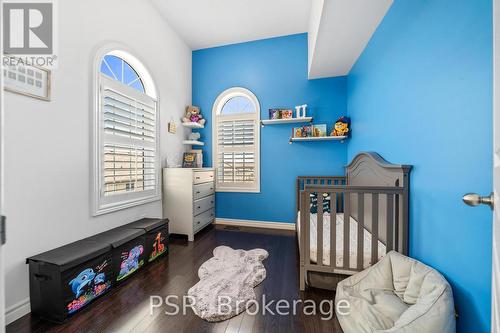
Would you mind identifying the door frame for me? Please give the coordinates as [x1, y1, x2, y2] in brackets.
[0, 0, 5, 330]
[493, 0, 499, 332]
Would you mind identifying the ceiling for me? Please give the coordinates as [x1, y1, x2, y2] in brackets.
[151, 0, 393, 78]
[151, 0, 311, 50]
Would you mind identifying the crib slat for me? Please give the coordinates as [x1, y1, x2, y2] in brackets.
[371, 194, 379, 265]
[317, 193, 324, 267]
[395, 194, 400, 253]
[299, 192, 305, 285]
[357, 193, 364, 271]
[305, 192, 311, 266]
[330, 193, 337, 268]
[343, 192, 350, 270]
[386, 194, 394, 252]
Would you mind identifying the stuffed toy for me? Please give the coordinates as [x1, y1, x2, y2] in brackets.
[183, 106, 206, 126]
[189, 132, 201, 141]
[331, 116, 351, 137]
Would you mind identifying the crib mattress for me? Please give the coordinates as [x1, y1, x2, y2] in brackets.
[297, 212, 386, 269]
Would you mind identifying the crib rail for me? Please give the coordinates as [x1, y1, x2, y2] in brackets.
[296, 176, 346, 214]
[299, 185, 408, 288]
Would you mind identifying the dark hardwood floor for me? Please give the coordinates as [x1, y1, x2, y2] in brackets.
[7, 225, 343, 333]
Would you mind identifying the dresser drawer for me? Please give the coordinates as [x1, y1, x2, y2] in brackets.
[193, 170, 214, 184]
[194, 208, 215, 232]
[194, 182, 215, 200]
[194, 195, 215, 216]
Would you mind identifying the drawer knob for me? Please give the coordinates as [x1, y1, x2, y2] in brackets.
[197, 206, 201, 209]
[196, 191, 200, 194]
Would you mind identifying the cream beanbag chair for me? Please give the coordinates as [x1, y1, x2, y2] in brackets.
[335, 251, 456, 333]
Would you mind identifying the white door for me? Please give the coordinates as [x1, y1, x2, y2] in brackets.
[466, 1, 500, 331]
[492, 1, 500, 331]
[0, 0, 5, 330]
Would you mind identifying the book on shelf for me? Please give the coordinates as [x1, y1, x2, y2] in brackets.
[191, 149, 203, 168]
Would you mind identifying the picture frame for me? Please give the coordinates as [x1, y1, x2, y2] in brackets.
[294, 125, 312, 137]
[293, 127, 302, 138]
[182, 152, 198, 168]
[312, 124, 327, 137]
[269, 109, 281, 119]
[2, 55, 52, 101]
[281, 109, 293, 119]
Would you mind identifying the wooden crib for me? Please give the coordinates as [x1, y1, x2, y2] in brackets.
[297, 152, 412, 290]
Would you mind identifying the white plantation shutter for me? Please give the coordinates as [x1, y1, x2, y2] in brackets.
[213, 88, 260, 192]
[94, 74, 160, 214]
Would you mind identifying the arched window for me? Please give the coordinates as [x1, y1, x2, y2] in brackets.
[92, 47, 160, 215]
[100, 54, 145, 93]
[212, 87, 260, 192]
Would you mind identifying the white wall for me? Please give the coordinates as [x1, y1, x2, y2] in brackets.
[308, 0, 393, 79]
[3, 0, 192, 323]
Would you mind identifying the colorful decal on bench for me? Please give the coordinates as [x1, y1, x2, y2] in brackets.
[117, 245, 144, 281]
[67, 260, 112, 314]
[149, 231, 167, 262]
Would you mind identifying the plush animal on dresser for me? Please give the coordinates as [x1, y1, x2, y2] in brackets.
[331, 116, 351, 137]
[183, 106, 206, 126]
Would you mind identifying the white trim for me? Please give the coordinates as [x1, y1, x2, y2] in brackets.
[0, 0, 4, 329]
[261, 117, 313, 126]
[212, 87, 261, 193]
[5, 298, 30, 326]
[91, 43, 161, 216]
[494, 0, 500, 331]
[215, 218, 296, 231]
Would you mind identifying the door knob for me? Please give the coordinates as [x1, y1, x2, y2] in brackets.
[463, 192, 494, 210]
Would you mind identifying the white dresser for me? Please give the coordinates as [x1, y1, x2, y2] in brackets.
[162, 168, 215, 241]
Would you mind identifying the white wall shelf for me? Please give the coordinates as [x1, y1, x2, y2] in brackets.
[182, 122, 204, 129]
[261, 117, 313, 127]
[182, 140, 205, 146]
[289, 136, 347, 144]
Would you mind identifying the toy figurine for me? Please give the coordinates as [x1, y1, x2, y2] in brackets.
[331, 116, 351, 137]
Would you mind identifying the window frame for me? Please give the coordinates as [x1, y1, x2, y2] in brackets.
[212, 87, 261, 193]
[92, 44, 161, 216]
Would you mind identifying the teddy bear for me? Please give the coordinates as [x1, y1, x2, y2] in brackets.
[183, 106, 206, 126]
[331, 116, 351, 137]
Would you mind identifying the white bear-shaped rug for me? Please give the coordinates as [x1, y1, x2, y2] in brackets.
[188, 245, 269, 322]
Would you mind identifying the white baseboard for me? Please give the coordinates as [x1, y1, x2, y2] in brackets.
[215, 218, 296, 231]
[5, 298, 30, 325]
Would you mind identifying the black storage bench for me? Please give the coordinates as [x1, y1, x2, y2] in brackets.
[27, 239, 114, 322]
[122, 218, 169, 264]
[27, 218, 167, 323]
[87, 228, 146, 284]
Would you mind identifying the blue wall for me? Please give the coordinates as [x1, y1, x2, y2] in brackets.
[346, 1, 492, 332]
[193, 34, 347, 223]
